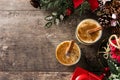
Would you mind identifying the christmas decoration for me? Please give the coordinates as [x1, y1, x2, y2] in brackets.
[107, 59, 120, 80]
[96, 0, 120, 28]
[102, 34, 120, 64]
[30, 0, 120, 29]
[30, 1, 120, 80]
[30, 0, 120, 31]
[30, 0, 99, 27]
[99, 34, 120, 80]
[71, 67, 109, 80]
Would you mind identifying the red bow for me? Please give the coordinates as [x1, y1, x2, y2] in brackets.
[66, 0, 99, 16]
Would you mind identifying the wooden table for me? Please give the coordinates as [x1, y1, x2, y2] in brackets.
[0, 0, 111, 79]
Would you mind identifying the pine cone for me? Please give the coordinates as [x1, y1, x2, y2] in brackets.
[98, 14, 111, 27]
[97, 0, 120, 28]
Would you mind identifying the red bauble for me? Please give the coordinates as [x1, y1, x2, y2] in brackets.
[75, 74, 89, 80]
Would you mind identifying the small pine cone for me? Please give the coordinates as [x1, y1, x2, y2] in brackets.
[30, 0, 40, 8]
[98, 14, 111, 28]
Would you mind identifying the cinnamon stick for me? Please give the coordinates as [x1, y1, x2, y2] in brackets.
[65, 40, 74, 57]
[87, 27, 102, 34]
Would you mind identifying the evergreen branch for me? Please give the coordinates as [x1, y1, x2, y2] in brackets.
[76, 1, 90, 16]
[31, 0, 90, 27]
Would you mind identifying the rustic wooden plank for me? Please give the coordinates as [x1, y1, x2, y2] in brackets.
[0, 9, 107, 72]
[0, 11, 91, 71]
[0, 0, 37, 10]
[0, 72, 72, 80]
[0, 0, 107, 72]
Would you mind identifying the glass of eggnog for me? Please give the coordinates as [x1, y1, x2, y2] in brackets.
[55, 41, 81, 66]
[76, 19, 102, 45]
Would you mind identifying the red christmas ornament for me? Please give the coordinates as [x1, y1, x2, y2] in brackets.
[75, 74, 89, 80]
[87, 0, 99, 11]
[71, 67, 110, 80]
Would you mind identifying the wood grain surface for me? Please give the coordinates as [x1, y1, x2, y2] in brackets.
[0, 0, 111, 79]
[0, 0, 36, 10]
[0, 72, 72, 80]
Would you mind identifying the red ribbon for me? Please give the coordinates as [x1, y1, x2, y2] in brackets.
[66, 0, 99, 16]
[73, 0, 84, 8]
[87, 0, 99, 11]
